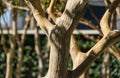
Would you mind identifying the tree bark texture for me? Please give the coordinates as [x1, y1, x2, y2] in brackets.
[102, 52, 110, 78]
[70, 35, 89, 78]
[16, 14, 30, 78]
[5, 7, 17, 78]
[34, 27, 44, 77]
[24, 0, 120, 78]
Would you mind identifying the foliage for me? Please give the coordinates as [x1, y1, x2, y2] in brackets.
[0, 36, 120, 78]
[110, 55, 120, 77]
[41, 0, 66, 12]
[0, 41, 6, 78]
[76, 35, 95, 52]
[0, 0, 120, 78]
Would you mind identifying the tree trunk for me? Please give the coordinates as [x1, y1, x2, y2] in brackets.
[24, 0, 120, 78]
[5, 7, 17, 78]
[16, 46, 23, 78]
[46, 27, 70, 78]
[6, 52, 13, 78]
[102, 52, 110, 78]
[16, 14, 30, 78]
[34, 27, 43, 77]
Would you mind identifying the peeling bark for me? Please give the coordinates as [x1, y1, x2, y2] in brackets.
[24, 0, 120, 78]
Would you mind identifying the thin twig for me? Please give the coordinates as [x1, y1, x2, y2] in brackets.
[3, 0, 29, 11]
[0, 24, 8, 54]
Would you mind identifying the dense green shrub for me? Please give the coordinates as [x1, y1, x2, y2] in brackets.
[0, 35, 120, 78]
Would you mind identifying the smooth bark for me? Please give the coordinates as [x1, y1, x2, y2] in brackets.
[24, 0, 120, 78]
[16, 14, 30, 78]
[34, 27, 43, 77]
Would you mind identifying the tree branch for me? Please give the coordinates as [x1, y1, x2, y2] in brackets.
[79, 18, 102, 35]
[76, 29, 99, 42]
[16, 13, 31, 78]
[100, 0, 120, 36]
[47, 0, 57, 22]
[69, 1, 120, 77]
[0, 24, 8, 54]
[24, 0, 54, 36]
[69, 31, 120, 78]
[34, 26, 43, 77]
[21, 14, 30, 44]
[70, 35, 87, 68]
[70, 35, 83, 61]
[110, 0, 120, 16]
[2, 0, 29, 11]
[56, 0, 88, 34]
[88, 5, 100, 24]
[109, 46, 120, 60]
